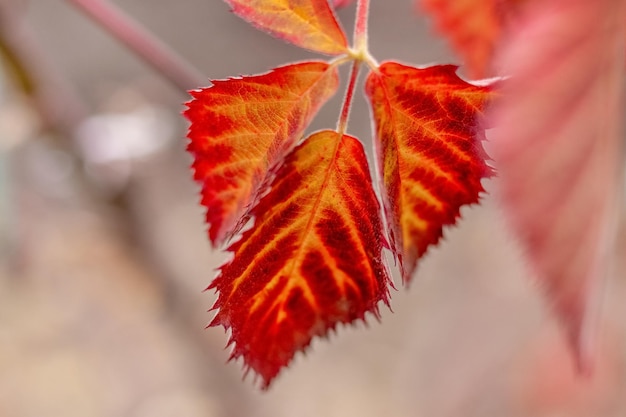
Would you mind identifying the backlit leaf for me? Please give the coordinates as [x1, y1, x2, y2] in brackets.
[209, 130, 391, 388]
[225, 0, 349, 55]
[365, 62, 493, 281]
[185, 62, 339, 245]
[487, 0, 625, 368]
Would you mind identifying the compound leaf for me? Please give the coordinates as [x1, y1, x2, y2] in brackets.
[365, 62, 493, 282]
[225, 0, 349, 55]
[185, 62, 339, 245]
[209, 130, 391, 388]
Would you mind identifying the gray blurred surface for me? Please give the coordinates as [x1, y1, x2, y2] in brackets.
[1, 1, 625, 416]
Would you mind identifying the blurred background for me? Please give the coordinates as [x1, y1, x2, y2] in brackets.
[1, 1, 625, 416]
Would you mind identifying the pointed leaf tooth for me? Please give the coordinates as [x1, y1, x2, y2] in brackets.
[185, 62, 339, 246]
[224, 0, 348, 55]
[365, 62, 494, 282]
[209, 130, 391, 388]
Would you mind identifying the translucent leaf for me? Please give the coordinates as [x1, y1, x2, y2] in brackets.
[185, 62, 339, 245]
[225, 0, 349, 55]
[209, 130, 391, 388]
[365, 62, 493, 281]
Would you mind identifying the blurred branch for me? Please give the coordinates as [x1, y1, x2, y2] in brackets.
[0, 0, 88, 136]
[0, 30, 35, 95]
[66, 0, 207, 92]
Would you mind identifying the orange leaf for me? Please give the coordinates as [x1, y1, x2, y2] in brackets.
[419, 0, 509, 78]
[365, 62, 493, 281]
[209, 130, 391, 388]
[487, 0, 625, 368]
[225, 0, 348, 55]
[185, 62, 339, 245]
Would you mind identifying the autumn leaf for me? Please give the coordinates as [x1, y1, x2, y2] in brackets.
[209, 130, 391, 388]
[365, 62, 493, 281]
[185, 62, 339, 245]
[225, 0, 349, 55]
[487, 0, 625, 368]
[419, 0, 516, 78]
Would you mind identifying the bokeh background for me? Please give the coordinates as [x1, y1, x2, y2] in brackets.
[1, 1, 625, 416]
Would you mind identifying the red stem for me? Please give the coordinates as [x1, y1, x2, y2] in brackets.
[66, 0, 206, 92]
[337, 0, 370, 134]
[337, 60, 361, 135]
[354, 0, 369, 50]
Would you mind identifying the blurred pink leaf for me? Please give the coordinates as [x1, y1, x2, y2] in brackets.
[418, 0, 503, 79]
[488, 0, 625, 369]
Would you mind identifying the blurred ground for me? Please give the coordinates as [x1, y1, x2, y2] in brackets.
[1, 1, 625, 416]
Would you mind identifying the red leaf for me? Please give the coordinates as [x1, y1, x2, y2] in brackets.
[365, 62, 493, 281]
[209, 130, 391, 388]
[185, 62, 339, 245]
[225, 0, 349, 55]
[487, 0, 625, 368]
[419, 0, 519, 78]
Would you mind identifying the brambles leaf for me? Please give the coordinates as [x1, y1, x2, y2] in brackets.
[185, 62, 339, 245]
[224, 0, 349, 55]
[209, 130, 391, 388]
[487, 0, 625, 368]
[419, 0, 510, 78]
[365, 62, 493, 281]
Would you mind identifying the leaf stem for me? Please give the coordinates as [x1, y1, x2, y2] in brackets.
[337, 59, 361, 135]
[65, 0, 206, 92]
[337, 0, 370, 135]
[354, 0, 369, 53]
